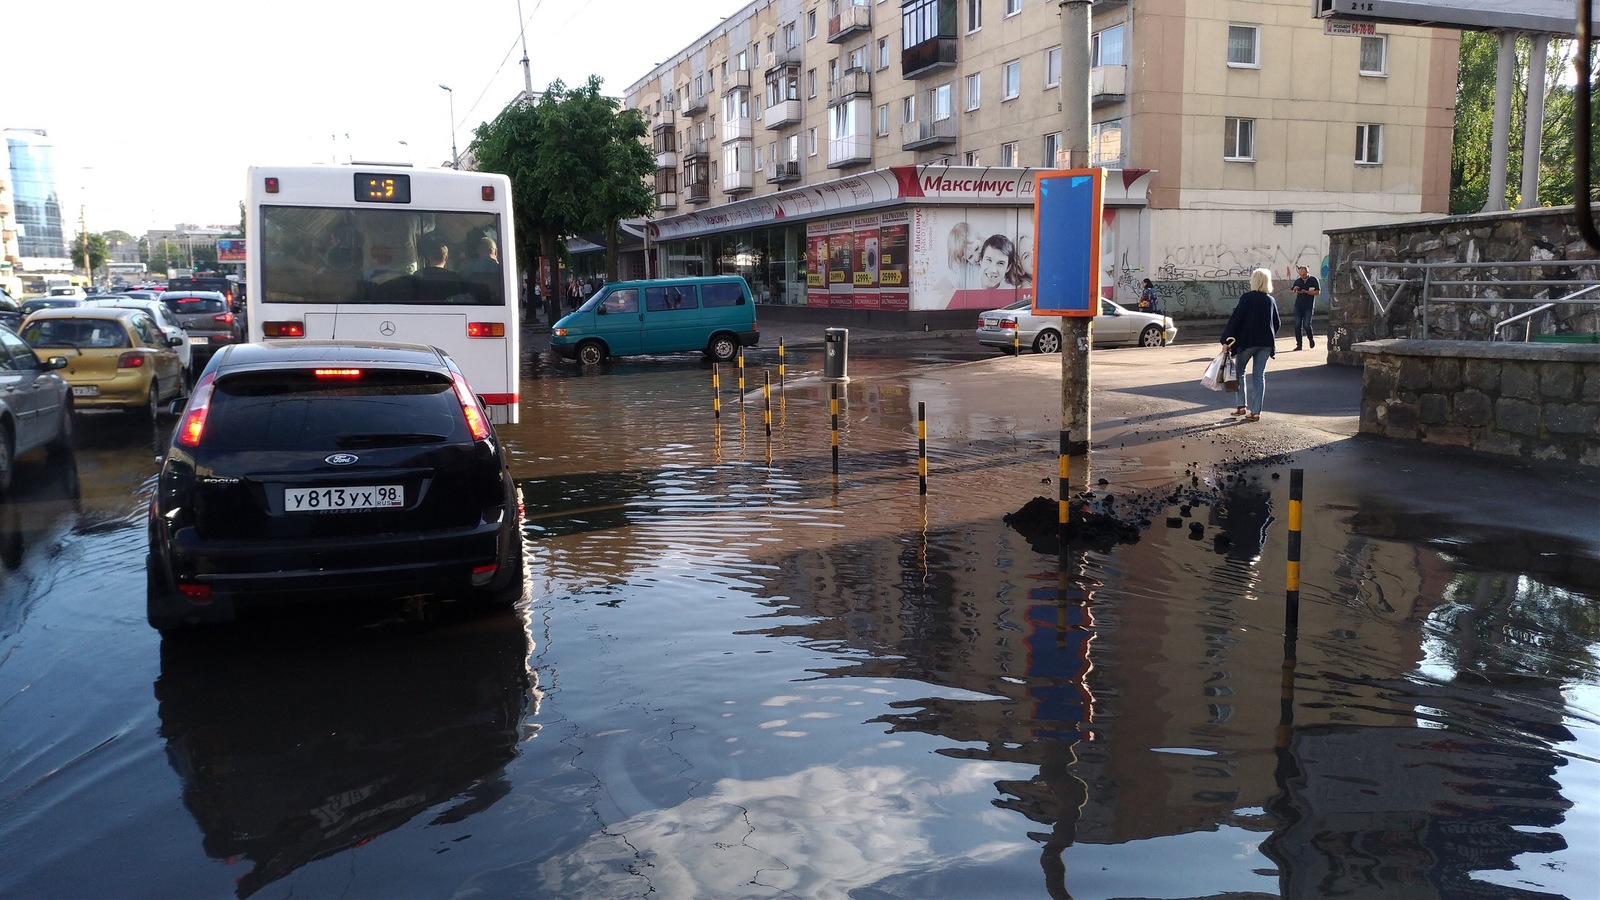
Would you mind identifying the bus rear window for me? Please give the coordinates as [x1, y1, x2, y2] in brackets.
[259, 206, 506, 307]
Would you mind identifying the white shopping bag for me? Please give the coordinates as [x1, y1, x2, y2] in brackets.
[1200, 348, 1230, 391]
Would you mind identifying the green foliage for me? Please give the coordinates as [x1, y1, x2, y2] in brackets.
[71, 233, 109, 272]
[144, 240, 186, 272]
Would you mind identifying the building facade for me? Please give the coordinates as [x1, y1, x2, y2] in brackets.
[3, 128, 70, 268]
[622, 0, 1458, 318]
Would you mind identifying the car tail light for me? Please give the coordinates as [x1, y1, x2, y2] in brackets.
[213, 311, 235, 325]
[467, 322, 505, 337]
[314, 368, 362, 378]
[178, 583, 212, 603]
[450, 371, 490, 440]
[263, 321, 304, 337]
[117, 352, 146, 368]
[176, 371, 217, 448]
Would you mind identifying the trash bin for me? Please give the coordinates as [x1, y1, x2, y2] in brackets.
[823, 327, 849, 381]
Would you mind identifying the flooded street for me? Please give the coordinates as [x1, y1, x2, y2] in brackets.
[3, 339, 1599, 898]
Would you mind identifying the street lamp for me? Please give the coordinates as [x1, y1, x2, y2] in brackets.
[439, 84, 458, 169]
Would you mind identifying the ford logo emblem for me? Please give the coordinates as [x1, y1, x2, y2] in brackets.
[325, 453, 360, 466]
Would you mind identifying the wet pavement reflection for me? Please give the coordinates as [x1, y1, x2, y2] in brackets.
[1, 346, 1597, 898]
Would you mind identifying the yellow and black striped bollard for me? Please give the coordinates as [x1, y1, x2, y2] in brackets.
[917, 401, 928, 496]
[830, 383, 840, 477]
[737, 348, 746, 415]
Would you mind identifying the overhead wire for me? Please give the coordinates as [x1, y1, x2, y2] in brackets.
[459, 0, 546, 132]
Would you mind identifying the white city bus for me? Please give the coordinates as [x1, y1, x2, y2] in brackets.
[244, 164, 520, 423]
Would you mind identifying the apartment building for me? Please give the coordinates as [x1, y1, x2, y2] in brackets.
[623, 0, 1458, 317]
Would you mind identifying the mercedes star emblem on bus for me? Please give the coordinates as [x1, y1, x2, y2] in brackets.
[379, 321, 396, 336]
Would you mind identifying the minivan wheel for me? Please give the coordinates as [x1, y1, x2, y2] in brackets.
[1138, 324, 1164, 347]
[708, 333, 739, 363]
[577, 341, 607, 365]
[1034, 330, 1063, 354]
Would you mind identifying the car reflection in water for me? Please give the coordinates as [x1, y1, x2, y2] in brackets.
[154, 611, 537, 898]
[0, 453, 81, 612]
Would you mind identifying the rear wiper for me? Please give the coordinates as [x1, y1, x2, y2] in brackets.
[334, 432, 449, 448]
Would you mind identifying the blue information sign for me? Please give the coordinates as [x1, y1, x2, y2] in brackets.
[1031, 169, 1104, 317]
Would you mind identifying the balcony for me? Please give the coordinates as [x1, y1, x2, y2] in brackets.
[723, 168, 754, 194]
[722, 116, 753, 143]
[827, 4, 871, 43]
[763, 97, 802, 130]
[764, 46, 802, 76]
[652, 110, 676, 132]
[685, 139, 711, 162]
[902, 36, 957, 79]
[901, 116, 957, 150]
[656, 191, 678, 211]
[656, 149, 678, 170]
[1091, 65, 1127, 106]
[827, 69, 872, 107]
[828, 133, 871, 169]
[722, 69, 752, 94]
[685, 93, 709, 115]
[686, 182, 711, 204]
[766, 159, 802, 183]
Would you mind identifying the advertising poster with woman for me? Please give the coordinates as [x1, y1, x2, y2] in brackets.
[806, 222, 831, 307]
[909, 207, 1035, 311]
[878, 210, 910, 310]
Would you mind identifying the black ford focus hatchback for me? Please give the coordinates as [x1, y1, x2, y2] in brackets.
[147, 341, 525, 630]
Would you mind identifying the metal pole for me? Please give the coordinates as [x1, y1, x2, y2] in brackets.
[515, 0, 535, 100]
[917, 401, 927, 495]
[830, 383, 840, 477]
[738, 348, 746, 415]
[764, 371, 773, 462]
[1285, 468, 1304, 638]
[778, 337, 786, 399]
[1059, 0, 1093, 457]
[439, 84, 459, 168]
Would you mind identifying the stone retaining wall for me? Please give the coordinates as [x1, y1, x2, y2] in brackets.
[1354, 339, 1600, 466]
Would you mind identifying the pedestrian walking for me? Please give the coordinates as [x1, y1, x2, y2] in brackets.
[1137, 278, 1160, 313]
[1220, 267, 1281, 422]
[1290, 264, 1319, 350]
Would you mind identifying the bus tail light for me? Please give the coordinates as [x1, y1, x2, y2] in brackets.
[481, 186, 495, 201]
[263, 321, 305, 338]
[176, 372, 217, 448]
[264, 176, 280, 194]
[467, 322, 505, 338]
[117, 352, 146, 368]
[450, 371, 491, 440]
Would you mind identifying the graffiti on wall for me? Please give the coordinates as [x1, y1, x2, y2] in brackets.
[1156, 242, 1320, 280]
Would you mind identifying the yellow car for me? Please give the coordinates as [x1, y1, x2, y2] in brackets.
[19, 307, 186, 419]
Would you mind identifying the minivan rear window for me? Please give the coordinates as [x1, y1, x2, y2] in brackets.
[701, 283, 745, 307]
[645, 286, 698, 311]
[202, 369, 468, 451]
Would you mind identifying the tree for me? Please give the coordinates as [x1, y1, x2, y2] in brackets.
[145, 239, 187, 273]
[470, 75, 657, 320]
[71, 232, 109, 274]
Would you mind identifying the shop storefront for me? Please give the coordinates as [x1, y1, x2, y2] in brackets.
[648, 165, 1153, 318]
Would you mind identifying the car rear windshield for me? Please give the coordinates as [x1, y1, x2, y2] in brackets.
[22, 318, 131, 349]
[167, 297, 227, 314]
[202, 369, 469, 451]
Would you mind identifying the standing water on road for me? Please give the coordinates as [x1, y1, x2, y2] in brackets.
[2, 346, 1597, 898]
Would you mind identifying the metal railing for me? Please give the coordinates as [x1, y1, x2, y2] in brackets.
[1350, 259, 1600, 340]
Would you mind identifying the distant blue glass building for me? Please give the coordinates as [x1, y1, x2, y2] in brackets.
[4, 129, 68, 261]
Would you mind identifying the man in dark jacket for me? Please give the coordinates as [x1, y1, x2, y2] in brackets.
[1290, 265, 1319, 350]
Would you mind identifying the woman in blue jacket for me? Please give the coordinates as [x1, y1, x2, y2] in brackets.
[1220, 268, 1281, 422]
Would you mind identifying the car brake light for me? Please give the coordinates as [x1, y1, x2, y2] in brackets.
[450, 371, 490, 440]
[178, 583, 212, 602]
[466, 322, 505, 338]
[213, 311, 235, 324]
[263, 321, 304, 337]
[117, 352, 146, 368]
[176, 372, 217, 448]
[314, 368, 362, 378]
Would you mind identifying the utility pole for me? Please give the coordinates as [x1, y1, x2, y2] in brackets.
[79, 205, 92, 286]
[1059, 0, 1093, 458]
[516, 0, 535, 100]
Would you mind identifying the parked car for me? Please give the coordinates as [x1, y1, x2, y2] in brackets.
[0, 287, 23, 334]
[19, 297, 80, 318]
[549, 276, 759, 364]
[976, 298, 1178, 354]
[0, 326, 74, 493]
[82, 297, 195, 375]
[160, 291, 241, 364]
[145, 340, 526, 630]
[18, 307, 186, 420]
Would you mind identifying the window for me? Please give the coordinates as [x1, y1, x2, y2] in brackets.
[1045, 46, 1060, 87]
[964, 150, 980, 165]
[830, 0, 840, 16]
[902, 0, 958, 51]
[722, 61, 730, 81]
[808, 127, 819, 155]
[1356, 123, 1383, 164]
[808, 68, 818, 97]
[830, 102, 859, 141]
[829, 59, 839, 81]
[768, 34, 775, 52]
[967, 0, 982, 32]
[849, 46, 865, 71]
[1359, 35, 1387, 75]
[1090, 118, 1123, 166]
[646, 286, 700, 311]
[788, 135, 800, 159]
[785, 23, 797, 49]
[703, 282, 746, 307]
[738, 51, 748, 71]
[1224, 116, 1254, 160]
[1005, 0, 1020, 15]
[1091, 24, 1124, 67]
[807, 10, 817, 38]
[902, 95, 916, 122]
[932, 82, 953, 121]
[1227, 25, 1259, 67]
[1043, 131, 1062, 166]
[1002, 60, 1020, 99]
[1000, 141, 1017, 166]
[879, 37, 890, 69]
[755, 144, 765, 170]
[965, 72, 982, 110]
[877, 103, 890, 135]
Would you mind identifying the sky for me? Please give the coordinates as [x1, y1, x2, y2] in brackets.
[5, 0, 737, 236]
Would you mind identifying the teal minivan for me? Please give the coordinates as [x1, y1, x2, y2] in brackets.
[549, 276, 759, 365]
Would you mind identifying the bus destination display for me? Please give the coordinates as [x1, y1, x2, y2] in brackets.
[355, 173, 411, 204]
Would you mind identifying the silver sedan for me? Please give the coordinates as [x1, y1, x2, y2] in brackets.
[976, 299, 1177, 353]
